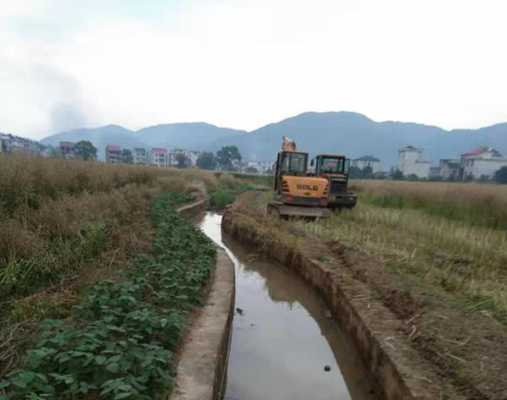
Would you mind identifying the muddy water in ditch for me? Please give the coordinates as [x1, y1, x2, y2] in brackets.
[199, 212, 377, 400]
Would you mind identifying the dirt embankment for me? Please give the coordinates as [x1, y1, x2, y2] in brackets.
[222, 192, 507, 400]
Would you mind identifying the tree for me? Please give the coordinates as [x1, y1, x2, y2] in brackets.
[74, 140, 97, 161]
[495, 166, 507, 184]
[391, 168, 404, 180]
[362, 166, 373, 179]
[216, 146, 242, 171]
[196, 152, 217, 170]
[245, 166, 259, 174]
[49, 146, 64, 159]
[349, 166, 362, 179]
[122, 149, 133, 164]
[175, 153, 190, 169]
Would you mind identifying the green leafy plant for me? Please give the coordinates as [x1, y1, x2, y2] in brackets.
[0, 193, 215, 400]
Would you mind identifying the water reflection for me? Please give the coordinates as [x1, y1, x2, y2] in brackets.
[199, 213, 376, 400]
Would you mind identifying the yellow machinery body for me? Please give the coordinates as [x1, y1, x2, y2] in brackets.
[268, 150, 331, 219]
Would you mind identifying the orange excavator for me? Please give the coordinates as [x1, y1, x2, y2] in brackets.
[267, 137, 331, 219]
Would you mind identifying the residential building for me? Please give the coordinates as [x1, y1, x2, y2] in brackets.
[258, 161, 274, 174]
[133, 148, 148, 165]
[150, 148, 168, 167]
[439, 159, 460, 180]
[186, 150, 200, 167]
[39, 145, 51, 158]
[461, 146, 507, 180]
[0, 134, 6, 153]
[105, 144, 122, 164]
[242, 160, 275, 174]
[59, 141, 76, 159]
[429, 166, 441, 179]
[352, 155, 383, 174]
[398, 146, 431, 178]
[0, 132, 43, 155]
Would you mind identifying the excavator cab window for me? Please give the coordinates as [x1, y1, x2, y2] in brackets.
[318, 156, 346, 174]
[344, 159, 350, 173]
[280, 152, 307, 176]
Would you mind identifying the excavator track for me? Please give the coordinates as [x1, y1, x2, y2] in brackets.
[267, 201, 331, 219]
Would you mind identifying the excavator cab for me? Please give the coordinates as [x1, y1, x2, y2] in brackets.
[311, 154, 357, 210]
[274, 151, 308, 190]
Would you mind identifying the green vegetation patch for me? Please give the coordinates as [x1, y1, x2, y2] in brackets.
[0, 192, 215, 400]
[209, 173, 271, 209]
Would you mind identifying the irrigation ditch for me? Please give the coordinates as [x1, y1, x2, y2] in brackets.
[217, 195, 468, 400]
[173, 196, 379, 400]
[169, 188, 492, 400]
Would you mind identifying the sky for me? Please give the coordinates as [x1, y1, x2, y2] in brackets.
[1, 0, 506, 139]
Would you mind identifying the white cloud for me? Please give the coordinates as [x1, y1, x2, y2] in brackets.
[1, 0, 506, 138]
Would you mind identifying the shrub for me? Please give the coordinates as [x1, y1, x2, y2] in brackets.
[209, 190, 236, 209]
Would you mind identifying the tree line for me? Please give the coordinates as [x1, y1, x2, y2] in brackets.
[196, 146, 242, 171]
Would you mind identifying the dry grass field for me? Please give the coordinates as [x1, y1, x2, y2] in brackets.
[350, 179, 507, 229]
[0, 154, 224, 378]
[304, 179, 507, 324]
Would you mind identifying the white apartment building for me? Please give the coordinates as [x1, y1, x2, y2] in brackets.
[461, 147, 507, 180]
[150, 148, 168, 167]
[133, 148, 148, 165]
[352, 155, 383, 174]
[398, 146, 431, 178]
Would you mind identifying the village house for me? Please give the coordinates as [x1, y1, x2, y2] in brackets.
[150, 148, 168, 167]
[461, 146, 507, 180]
[439, 159, 460, 180]
[105, 144, 122, 164]
[133, 148, 148, 165]
[59, 141, 76, 159]
[352, 155, 383, 174]
[398, 146, 431, 178]
[0, 132, 44, 156]
[0, 133, 7, 153]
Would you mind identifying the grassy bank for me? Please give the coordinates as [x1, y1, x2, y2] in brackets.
[351, 179, 507, 230]
[0, 192, 215, 399]
[230, 190, 507, 398]
[209, 173, 270, 209]
[0, 155, 223, 383]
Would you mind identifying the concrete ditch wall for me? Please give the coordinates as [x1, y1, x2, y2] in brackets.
[222, 208, 457, 400]
[169, 200, 235, 400]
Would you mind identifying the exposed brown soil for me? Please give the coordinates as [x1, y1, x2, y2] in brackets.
[225, 192, 507, 400]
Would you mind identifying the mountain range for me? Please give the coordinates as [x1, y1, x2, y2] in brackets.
[40, 112, 507, 167]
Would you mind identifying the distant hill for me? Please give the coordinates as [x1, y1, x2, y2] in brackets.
[137, 122, 245, 151]
[213, 112, 507, 166]
[41, 123, 245, 160]
[41, 112, 507, 166]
